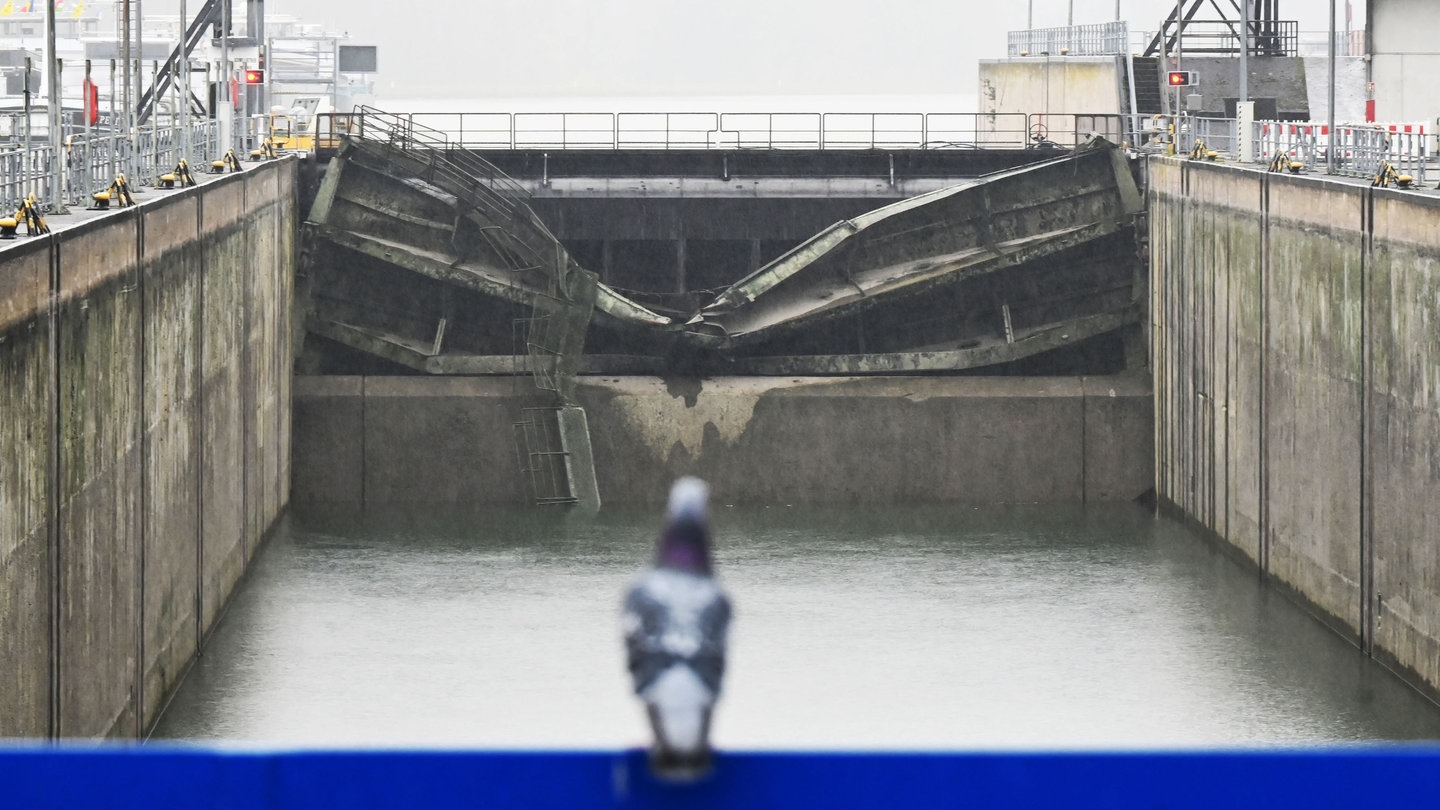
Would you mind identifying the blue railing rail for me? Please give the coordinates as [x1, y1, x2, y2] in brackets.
[320, 110, 1128, 152]
[6, 746, 1440, 809]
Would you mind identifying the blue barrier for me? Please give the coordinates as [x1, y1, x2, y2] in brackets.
[4, 746, 1440, 808]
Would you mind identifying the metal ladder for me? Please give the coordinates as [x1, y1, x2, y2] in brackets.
[512, 406, 579, 506]
[510, 310, 581, 506]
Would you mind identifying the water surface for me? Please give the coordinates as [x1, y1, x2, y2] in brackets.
[152, 503, 1440, 749]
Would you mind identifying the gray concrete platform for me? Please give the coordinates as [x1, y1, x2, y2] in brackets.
[0, 155, 298, 252]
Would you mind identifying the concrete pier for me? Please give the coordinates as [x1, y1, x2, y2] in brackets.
[1151, 157, 1440, 699]
[0, 159, 297, 737]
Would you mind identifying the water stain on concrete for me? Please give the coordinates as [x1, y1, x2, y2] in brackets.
[662, 376, 703, 408]
[601, 377, 800, 462]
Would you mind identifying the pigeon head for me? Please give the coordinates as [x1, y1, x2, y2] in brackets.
[656, 476, 713, 575]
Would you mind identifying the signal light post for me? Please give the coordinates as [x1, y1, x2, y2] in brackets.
[243, 67, 265, 147]
[1165, 71, 1196, 155]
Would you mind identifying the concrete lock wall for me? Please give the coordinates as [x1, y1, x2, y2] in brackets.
[0, 160, 295, 738]
[1151, 156, 1440, 699]
[291, 374, 1153, 506]
[978, 56, 1126, 120]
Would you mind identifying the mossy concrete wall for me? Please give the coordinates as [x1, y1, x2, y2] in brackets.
[292, 374, 1153, 506]
[0, 159, 295, 738]
[1151, 156, 1440, 698]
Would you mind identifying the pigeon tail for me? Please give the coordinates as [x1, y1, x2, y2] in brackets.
[643, 665, 715, 749]
[644, 665, 716, 780]
[648, 741, 714, 782]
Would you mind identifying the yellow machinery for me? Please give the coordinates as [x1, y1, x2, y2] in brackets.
[264, 97, 352, 153]
[267, 108, 316, 152]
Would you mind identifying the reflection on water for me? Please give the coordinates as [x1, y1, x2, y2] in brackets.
[151, 502, 1440, 749]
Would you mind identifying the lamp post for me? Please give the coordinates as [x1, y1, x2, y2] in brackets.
[1327, 0, 1336, 173]
[122, 0, 131, 180]
[180, 0, 189, 167]
[1173, 0, 1183, 116]
[220, 0, 231, 154]
[46, 0, 67, 212]
[1239, 1, 1248, 105]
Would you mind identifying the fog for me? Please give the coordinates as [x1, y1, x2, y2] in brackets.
[156, 0, 1368, 100]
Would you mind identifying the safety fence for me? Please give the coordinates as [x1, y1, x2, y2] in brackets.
[1129, 112, 1432, 186]
[1252, 121, 1429, 184]
[323, 111, 1130, 152]
[1007, 21, 1130, 57]
[349, 105, 533, 212]
[0, 117, 223, 213]
[329, 109, 1436, 188]
[6, 108, 1429, 215]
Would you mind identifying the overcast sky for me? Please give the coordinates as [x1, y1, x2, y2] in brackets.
[247, 0, 1363, 99]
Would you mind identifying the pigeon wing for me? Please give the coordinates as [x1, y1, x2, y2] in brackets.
[689, 589, 731, 695]
[623, 580, 671, 693]
[622, 577, 732, 695]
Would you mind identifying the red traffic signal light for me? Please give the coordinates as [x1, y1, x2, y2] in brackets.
[1166, 70, 1195, 87]
[244, 68, 264, 84]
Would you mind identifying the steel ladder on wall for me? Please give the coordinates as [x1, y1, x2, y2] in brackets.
[510, 313, 580, 506]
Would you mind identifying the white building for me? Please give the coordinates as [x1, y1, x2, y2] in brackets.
[1367, 0, 1440, 122]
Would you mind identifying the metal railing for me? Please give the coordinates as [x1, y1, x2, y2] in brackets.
[1139, 111, 1431, 186]
[1144, 19, 1298, 57]
[1007, 22, 1130, 56]
[349, 105, 534, 215]
[0, 117, 222, 213]
[13, 107, 1413, 209]
[1253, 121, 1429, 183]
[1184, 117, 1238, 158]
[320, 110, 1130, 152]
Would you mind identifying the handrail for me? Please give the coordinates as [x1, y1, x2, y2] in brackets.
[350, 104, 532, 214]
[1008, 21, 1130, 57]
[136, 0, 222, 124]
[1144, 19, 1299, 58]
[4, 106, 1416, 219]
[346, 105, 586, 295]
[323, 110, 1128, 152]
[0, 117, 221, 212]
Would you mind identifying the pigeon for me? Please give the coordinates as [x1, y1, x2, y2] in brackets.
[621, 476, 732, 777]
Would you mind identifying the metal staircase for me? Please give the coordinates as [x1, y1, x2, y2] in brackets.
[137, 0, 222, 124]
[303, 107, 603, 508]
[1130, 57, 1164, 116]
